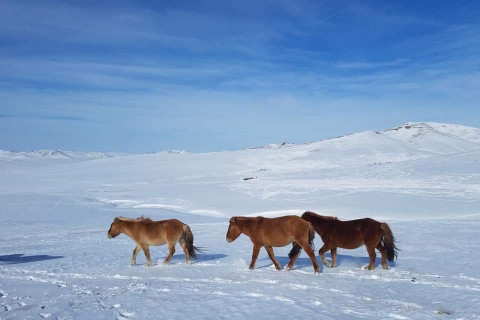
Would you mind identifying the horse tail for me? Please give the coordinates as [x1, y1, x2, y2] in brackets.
[308, 222, 315, 250]
[182, 224, 205, 260]
[289, 222, 315, 259]
[288, 243, 302, 259]
[381, 223, 398, 262]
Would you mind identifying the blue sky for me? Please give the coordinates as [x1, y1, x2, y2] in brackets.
[1, 0, 479, 152]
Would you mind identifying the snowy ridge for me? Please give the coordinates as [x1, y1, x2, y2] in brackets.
[387, 122, 480, 144]
[384, 122, 480, 154]
[2, 122, 479, 162]
[0, 149, 128, 162]
[1, 122, 479, 219]
[249, 122, 480, 162]
[21, 150, 121, 159]
[250, 142, 296, 149]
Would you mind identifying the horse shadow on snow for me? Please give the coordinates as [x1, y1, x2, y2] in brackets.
[131, 253, 228, 266]
[0, 254, 63, 265]
[257, 252, 396, 270]
[169, 253, 228, 264]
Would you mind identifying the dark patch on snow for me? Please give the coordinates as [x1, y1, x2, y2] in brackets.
[0, 254, 63, 265]
[436, 309, 452, 315]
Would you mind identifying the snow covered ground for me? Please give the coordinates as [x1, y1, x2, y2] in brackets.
[1, 122, 479, 319]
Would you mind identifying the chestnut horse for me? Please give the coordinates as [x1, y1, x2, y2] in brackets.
[226, 216, 320, 273]
[108, 216, 202, 267]
[301, 211, 398, 270]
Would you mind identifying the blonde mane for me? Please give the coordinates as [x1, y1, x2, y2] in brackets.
[115, 216, 152, 222]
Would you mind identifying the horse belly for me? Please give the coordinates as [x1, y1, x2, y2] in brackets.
[142, 233, 167, 246]
[339, 242, 363, 250]
[266, 236, 293, 247]
[334, 232, 364, 249]
[149, 239, 167, 246]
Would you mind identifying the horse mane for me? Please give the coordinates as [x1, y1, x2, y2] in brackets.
[115, 216, 153, 222]
[231, 216, 260, 229]
[303, 211, 338, 221]
[233, 216, 262, 222]
[323, 215, 339, 220]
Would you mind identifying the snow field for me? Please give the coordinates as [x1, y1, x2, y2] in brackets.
[1, 122, 480, 319]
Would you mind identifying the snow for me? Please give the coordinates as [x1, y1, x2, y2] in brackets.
[1, 122, 480, 319]
[384, 122, 480, 154]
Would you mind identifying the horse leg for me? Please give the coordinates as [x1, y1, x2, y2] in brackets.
[164, 242, 176, 264]
[181, 241, 191, 264]
[141, 244, 152, 267]
[319, 244, 331, 267]
[249, 244, 261, 270]
[265, 246, 281, 270]
[365, 246, 376, 270]
[299, 240, 320, 273]
[286, 242, 301, 270]
[131, 244, 141, 266]
[376, 244, 388, 269]
[331, 248, 337, 268]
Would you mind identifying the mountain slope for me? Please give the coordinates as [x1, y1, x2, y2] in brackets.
[1, 122, 479, 220]
[383, 122, 480, 154]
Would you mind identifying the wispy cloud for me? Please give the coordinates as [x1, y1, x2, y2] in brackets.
[0, 111, 87, 122]
[335, 59, 409, 70]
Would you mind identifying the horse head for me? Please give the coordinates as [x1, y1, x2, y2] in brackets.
[226, 217, 241, 242]
[107, 218, 122, 239]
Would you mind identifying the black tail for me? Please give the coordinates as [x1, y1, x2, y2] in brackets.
[288, 243, 302, 259]
[288, 223, 315, 259]
[182, 225, 205, 260]
[381, 223, 398, 262]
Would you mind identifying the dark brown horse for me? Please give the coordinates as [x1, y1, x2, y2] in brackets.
[108, 216, 202, 267]
[301, 211, 398, 270]
[226, 215, 320, 273]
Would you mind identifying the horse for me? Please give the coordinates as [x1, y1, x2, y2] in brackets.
[301, 211, 398, 270]
[107, 216, 202, 267]
[226, 215, 320, 273]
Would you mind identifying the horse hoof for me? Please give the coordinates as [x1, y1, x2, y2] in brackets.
[364, 266, 373, 270]
[382, 265, 389, 270]
[248, 266, 255, 270]
[314, 269, 321, 274]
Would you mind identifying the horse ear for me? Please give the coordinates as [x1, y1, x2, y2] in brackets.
[230, 217, 236, 224]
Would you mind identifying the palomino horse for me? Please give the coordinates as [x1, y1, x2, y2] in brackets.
[226, 215, 320, 273]
[107, 216, 202, 267]
[301, 211, 398, 270]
